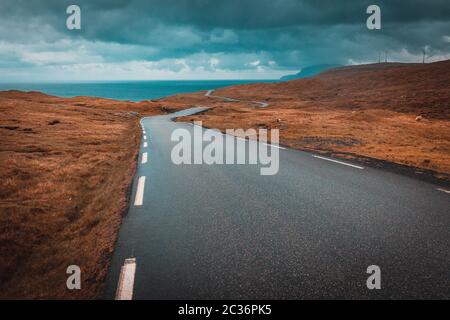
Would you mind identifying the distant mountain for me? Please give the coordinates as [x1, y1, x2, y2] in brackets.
[280, 64, 342, 81]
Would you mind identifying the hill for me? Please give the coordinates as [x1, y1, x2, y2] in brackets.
[279, 64, 341, 81]
[166, 60, 450, 181]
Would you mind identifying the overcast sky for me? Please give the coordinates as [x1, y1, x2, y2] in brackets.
[0, 0, 449, 81]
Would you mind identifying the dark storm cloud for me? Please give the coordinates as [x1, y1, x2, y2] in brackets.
[4, 0, 449, 28]
[0, 0, 449, 79]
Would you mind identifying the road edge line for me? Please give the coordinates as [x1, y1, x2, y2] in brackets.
[437, 188, 450, 194]
[312, 155, 364, 170]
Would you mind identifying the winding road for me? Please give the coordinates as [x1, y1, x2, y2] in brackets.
[104, 95, 450, 300]
[205, 89, 269, 107]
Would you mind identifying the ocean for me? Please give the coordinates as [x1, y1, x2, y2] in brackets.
[0, 80, 274, 101]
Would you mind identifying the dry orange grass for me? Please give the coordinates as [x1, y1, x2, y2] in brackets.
[1, 60, 449, 298]
[170, 61, 450, 179]
[0, 91, 163, 299]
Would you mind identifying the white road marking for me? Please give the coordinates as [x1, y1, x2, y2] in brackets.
[115, 258, 136, 300]
[262, 142, 285, 150]
[437, 188, 450, 194]
[142, 152, 148, 164]
[143, 142, 148, 148]
[312, 155, 364, 170]
[143, 135, 147, 140]
[191, 125, 285, 150]
[234, 136, 285, 150]
[134, 176, 146, 206]
[199, 132, 286, 151]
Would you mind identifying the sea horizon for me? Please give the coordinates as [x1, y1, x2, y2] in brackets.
[0, 79, 277, 102]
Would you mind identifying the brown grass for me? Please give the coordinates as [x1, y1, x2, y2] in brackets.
[0, 91, 163, 299]
[168, 60, 450, 179]
[1, 60, 449, 299]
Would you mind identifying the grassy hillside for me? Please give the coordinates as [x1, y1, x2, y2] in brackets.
[168, 60, 450, 181]
[0, 91, 163, 298]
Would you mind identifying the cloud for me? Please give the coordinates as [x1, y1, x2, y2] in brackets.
[0, 0, 449, 80]
[209, 29, 239, 44]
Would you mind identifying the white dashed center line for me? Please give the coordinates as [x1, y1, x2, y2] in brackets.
[134, 176, 146, 206]
[143, 142, 148, 148]
[143, 135, 147, 140]
[312, 155, 364, 170]
[115, 257, 136, 300]
[142, 152, 148, 164]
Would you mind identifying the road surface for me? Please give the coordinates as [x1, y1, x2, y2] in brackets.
[205, 89, 269, 107]
[104, 107, 450, 299]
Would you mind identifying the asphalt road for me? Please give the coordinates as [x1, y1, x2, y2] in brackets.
[205, 89, 269, 107]
[104, 107, 450, 299]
